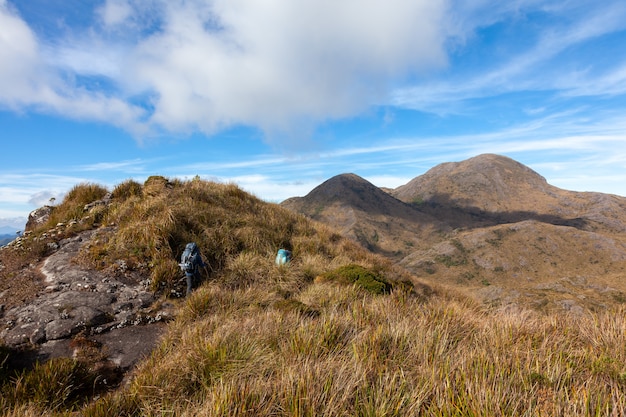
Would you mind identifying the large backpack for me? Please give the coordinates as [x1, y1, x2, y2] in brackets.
[275, 248, 292, 266]
[180, 242, 199, 273]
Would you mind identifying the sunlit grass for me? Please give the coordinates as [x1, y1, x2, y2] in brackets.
[3, 176, 626, 416]
[92, 288, 625, 417]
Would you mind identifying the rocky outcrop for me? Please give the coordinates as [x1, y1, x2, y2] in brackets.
[83, 192, 112, 212]
[1, 229, 174, 369]
[25, 205, 53, 232]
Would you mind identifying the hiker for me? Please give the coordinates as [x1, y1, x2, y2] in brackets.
[179, 242, 206, 296]
[275, 248, 292, 266]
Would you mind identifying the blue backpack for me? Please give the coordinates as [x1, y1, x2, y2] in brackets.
[180, 242, 199, 273]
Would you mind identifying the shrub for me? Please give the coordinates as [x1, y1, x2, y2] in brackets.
[320, 264, 392, 295]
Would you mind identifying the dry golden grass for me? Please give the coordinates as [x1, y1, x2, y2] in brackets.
[73, 283, 626, 417]
[3, 176, 626, 416]
[44, 182, 110, 230]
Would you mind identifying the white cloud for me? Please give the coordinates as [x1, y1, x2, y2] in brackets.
[0, 173, 90, 218]
[0, 216, 27, 230]
[1, 0, 450, 143]
[76, 158, 149, 173]
[126, 0, 450, 139]
[27, 190, 59, 207]
[203, 173, 320, 202]
[365, 175, 414, 190]
[558, 62, 626, 97]
[0, 0, 43, 107]
[3, 0, 626, 145]
[0, 1, 146, 131]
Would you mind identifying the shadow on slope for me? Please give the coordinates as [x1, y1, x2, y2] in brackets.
[411, 195, 590, 231]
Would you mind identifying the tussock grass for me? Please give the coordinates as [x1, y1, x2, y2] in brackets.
[4, 176, 626, 416]
[17, 177, 389, 294]
[0, 357, 97, 413]
[95, 178, 348, 291]
[79, 288, 626, 417]
[45, 182, 109, 229]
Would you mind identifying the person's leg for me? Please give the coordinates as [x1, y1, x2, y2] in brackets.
[186, 273, 193, 296]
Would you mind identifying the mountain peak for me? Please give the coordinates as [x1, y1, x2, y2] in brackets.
[393, 153, 552, 213]
[283, 173, 391, 212]
[281, 172, 447, 257]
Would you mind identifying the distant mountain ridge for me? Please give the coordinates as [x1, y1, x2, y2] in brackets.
[0, 226, 21, 235]
[281, 153, 626, 312]
[1, 226, 23, 246]
[0, 234, 14, 246]
[282, 173, 448, 256]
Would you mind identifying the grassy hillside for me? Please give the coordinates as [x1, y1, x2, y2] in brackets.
[2, 177, 626, 416]
[72, 285, 624, 417]
[399, 220, 626, 313]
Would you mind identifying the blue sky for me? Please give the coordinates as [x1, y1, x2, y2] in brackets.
[2, 0, 626, 230]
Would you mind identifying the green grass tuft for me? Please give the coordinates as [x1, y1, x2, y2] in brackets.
[320, 264, 393, 294]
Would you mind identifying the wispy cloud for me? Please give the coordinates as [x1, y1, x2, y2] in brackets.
[4, 0, 625, 147]
[1, 109, 625, 220]
[75, 158, 151, 173]
[0, 173, 88, 219]
[392, 1, 626, 112]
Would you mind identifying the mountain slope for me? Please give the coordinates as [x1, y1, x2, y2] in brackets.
[282, 173, 448, 257]
[283, 155, 626, 313]
[394, 155, 626, 310]
[1, 177, 421, 413]
[400, 220, 626, 311]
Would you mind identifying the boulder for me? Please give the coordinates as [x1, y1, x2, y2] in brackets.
[25, 205, 53, 232]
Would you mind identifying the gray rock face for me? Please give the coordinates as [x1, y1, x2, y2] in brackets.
[1, 230, 173, 369]
[25, 205, 53, 232]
